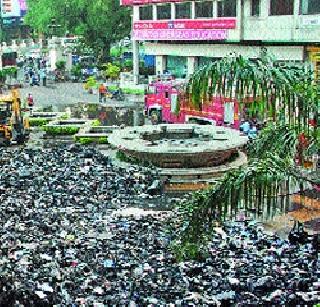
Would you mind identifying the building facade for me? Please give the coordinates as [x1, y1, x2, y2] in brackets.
[121, 0, 320, 82]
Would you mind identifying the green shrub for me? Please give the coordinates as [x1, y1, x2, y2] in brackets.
[86, 76, 97, 89]
[107, 85, 119, 92]
[29, 118, 50, 127]
[91, 119, 101, 127]
[43, 125, 80, 135]
[56, 60, 66, 70]
[87, 103, 98, 113]
[97, 136, 108, 144]
[58, 114, 70, 120]
[106, 87, 144, 95]
[78, 137, 94, 145]
[74, 136, 108, 144]
[110, 46, 121, 57]
[105, 63, 121, 80]
[122, 88, 144, 95]
[71, 64, 82, 77]
[122, 59, 133, 69]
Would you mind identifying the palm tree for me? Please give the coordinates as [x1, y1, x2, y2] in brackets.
[170, 55, 319, 261]
[185, 55, 317, 136]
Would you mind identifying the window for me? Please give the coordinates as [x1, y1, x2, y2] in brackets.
[251, 0, 260, 16]
[217, 0, 237, 17]
[198, 57, 216, 68]
[300, 0, 320, 15]
[175, 2, 191, 19]
[167, 56, 187, 78]
[195, 1, 213, 18]
[139, 6, 153, 20]
[157, 4, 171, 20]
[270, 0, 294, 15]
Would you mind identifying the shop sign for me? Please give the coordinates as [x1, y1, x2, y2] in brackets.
[133, 29, 227, 40]
[122, 0, 183, 5]
[134, 19, 236, 30]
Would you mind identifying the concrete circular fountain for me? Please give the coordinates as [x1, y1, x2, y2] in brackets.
[109, 124, 247, 168]
[109, 124, 248, 189]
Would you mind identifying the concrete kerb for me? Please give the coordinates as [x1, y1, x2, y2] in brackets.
[29, 112, 67, 119]
[158, 150, 248, 182]
[45, 118, 91, 127]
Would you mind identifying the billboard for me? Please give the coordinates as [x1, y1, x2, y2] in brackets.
[1, 0, 26, 17]
[121, 0, 183, 5]
[134, 19, 236, 30]
[133, 29, 228, 40]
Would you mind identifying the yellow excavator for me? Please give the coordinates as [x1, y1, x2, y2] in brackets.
[0, 89, 29, 146]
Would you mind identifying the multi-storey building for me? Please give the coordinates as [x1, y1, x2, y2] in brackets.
[121, 0, 320, 82]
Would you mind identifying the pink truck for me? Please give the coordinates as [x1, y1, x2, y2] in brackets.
[144, 78, 240, 129]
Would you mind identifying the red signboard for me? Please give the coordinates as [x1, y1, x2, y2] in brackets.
[121, 0, 183, 5]
[134, 19, 236, 30]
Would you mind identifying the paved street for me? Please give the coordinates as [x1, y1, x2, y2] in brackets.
[20, 82, 99, 111]
[18, 82, 144, 112]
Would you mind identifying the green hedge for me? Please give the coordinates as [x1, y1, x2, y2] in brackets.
[122, 88, 144, 95]
[78, 137, 94, 145]
[106, 86, 144, 95]
[91, 119, 101, 127]
[58, 114, 70, 120]
[107, 85, 119, 91]
[97, 136, 108, 144]
[29, 118, 50, 127]
[74, 136, 108, 145]
[43, 125, 80, 135]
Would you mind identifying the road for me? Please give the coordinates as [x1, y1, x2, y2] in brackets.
[20, 82, 99, 111]
[19, 82, 144, 112]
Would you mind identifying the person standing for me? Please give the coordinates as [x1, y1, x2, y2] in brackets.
[29, 69, 34, 86]
[40, 68, 47, 86]
[240, 120, 250, 134]
[27, 93, 34, 114]
[98, 83, 106, 103]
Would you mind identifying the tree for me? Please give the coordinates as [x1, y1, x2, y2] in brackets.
[171, 123, 319, 261]
[71, 64, 82, 77]
[85, 76, 97, 93]
[56, 60, 66, 71]
[170, 55, 319, 261]
[105, 63, 120, 80]
[185, 55, 318, 136]
[24, 0, 131, 59]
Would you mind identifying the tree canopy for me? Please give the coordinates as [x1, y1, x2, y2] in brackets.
[170, 55, 319, 261]
[25, 0, 131, 58]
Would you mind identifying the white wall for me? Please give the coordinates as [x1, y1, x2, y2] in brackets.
[296, 14, 320, 42]
[145, 43, 305, 61]
[187, 56, 197, 76]
[133, 5, 139, 21]
[156, 55, 167, 74]
[243, 0, 320, 42]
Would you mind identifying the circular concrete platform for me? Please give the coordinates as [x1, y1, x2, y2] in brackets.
[109, 124, 248, 168]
